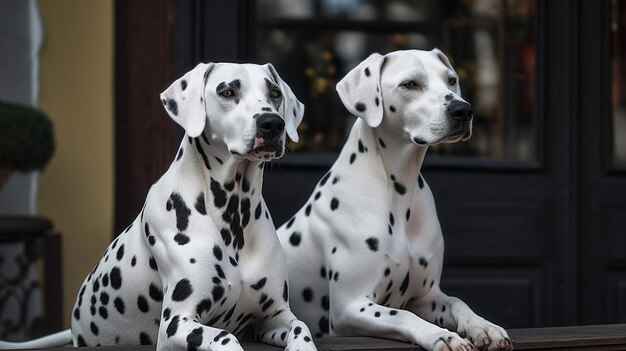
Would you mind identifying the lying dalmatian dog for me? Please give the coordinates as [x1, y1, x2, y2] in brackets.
[0, 62, 317, 351]
[277, 49, 513, 351]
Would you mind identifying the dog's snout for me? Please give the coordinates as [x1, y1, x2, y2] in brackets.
[256, 113, 285, 138]
[447, 100, 473, 123]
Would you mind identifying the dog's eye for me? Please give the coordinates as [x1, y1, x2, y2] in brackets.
[448, 77, 457, 86]
[270, 89, 282, 99]
[402, 81, 418, 89]
[220, 89, 234, 98]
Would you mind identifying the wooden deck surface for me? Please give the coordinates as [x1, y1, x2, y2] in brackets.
[19, 324, 626, 351]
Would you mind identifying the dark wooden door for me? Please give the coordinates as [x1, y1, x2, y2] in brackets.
[578, 0, 626, 325]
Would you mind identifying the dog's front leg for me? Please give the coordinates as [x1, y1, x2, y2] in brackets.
[333, 298, 475, 351]
[148, 226, 244, 351]
[157, 310, 243, 351]
[252, 309, 317, 351]
[407, 289, 512, 351]
[155, 272, 244, 351]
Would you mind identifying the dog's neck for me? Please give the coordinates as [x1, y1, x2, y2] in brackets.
[186, 134, 265, 196]
[352, 119, 428, 206]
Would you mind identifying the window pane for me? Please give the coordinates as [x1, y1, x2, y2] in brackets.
[257, 0, 434, 22]
[612, 0, 626, 165]
[255, 0, 537, 160]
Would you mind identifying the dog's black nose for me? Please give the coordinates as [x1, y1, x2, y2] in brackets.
[447, 100, 473, 123]
[256, 113, 285, 138]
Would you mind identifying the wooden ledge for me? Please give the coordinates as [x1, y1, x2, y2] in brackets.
[22, 324, 626, 351]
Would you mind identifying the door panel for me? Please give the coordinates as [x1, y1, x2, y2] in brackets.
[578, 0, 626, 325]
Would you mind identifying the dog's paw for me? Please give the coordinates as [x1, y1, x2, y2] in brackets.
[430, 331, 476, 351]
[208, 337, 244, 351]
[285, 322, 317, 351]
[458, 318, 512, 351]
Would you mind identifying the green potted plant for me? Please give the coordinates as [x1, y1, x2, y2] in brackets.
[0, 102, 55, 191]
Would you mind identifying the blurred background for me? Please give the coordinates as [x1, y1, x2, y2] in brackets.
[0, 0, 624, 341]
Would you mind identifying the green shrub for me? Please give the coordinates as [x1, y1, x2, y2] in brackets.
[0, 101, 55, 171]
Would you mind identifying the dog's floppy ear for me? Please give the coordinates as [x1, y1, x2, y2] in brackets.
[336, 52, 386, 128]
[160, 62, 214, 138]
[432, 48, 454, 71]
[265, 63, 305, 142]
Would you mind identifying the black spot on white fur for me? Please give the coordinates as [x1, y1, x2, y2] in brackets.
[365, 237, 379, 252]
[167, 192, 191, 231]
[194, 193, 206, 215]
[213, 244, 223, 260]
[210, 178, 227, 208]
[186, 327, 203, 351]
[137, 295, 149, 313]
[149, 284, 163, 302]
[110, 267, 122, 289]
[166, 315, 179, 337]
[172, 279, 193, 301]
[251, 277, 267, 290]
[140, 332, 152, 345]
[320, 172, 331, 186]
[167, 99, 178, 116]
[289, 232, 301, 246]
[355, 103, 366, 112]
[400, 271, 410, 295]
[330, 198, 339, 211]
[390, 175, 406, 195]
[114, 297, 125, 314]
[302, 287, 313, 302]
[174, 233, 190, 245]
[286, 217, 295, 229]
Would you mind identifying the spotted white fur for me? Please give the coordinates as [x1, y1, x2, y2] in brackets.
[278, 49, 512, 351]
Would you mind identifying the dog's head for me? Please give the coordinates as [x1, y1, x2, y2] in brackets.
[160, 62, 304, 161]
[336, 49, 472, 145]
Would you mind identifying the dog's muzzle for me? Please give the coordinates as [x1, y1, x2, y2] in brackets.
[446, 100, 473, 124]
[252, 113, 285, 159]
[446, 100, 473, 141]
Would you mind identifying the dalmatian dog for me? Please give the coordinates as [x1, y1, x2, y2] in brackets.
[0, 62, 317, 351]
[277, 49, 513, 351]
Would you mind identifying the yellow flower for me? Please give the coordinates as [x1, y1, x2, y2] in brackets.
[305, 67, 315, 78]
[391, 34, 408, 47]
[327, 64, 336, 76]
[313, 77, 328, 94]
[322, 51, 333, 61]
[313, 132, 324, 143]
[457, 68, 468, 81]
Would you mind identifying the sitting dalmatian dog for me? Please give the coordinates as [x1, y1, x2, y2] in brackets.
[277, 49, 513, 351]
[0, 62, 317, 351]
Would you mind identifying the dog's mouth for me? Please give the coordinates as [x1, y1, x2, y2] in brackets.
[248, 137, 284, 160]
[430, 127, 471, 144]
[436, 121, 473, 144]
